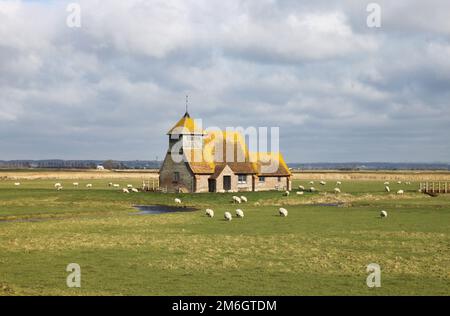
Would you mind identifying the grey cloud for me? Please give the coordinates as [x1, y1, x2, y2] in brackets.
[0, 0, 449, 162]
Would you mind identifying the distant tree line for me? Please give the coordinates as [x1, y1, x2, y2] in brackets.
[0, 160, 162, 170]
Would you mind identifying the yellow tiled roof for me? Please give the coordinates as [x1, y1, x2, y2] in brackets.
[249, 151, 291, 176]
[167, 112, 204, 135]
[168, 113, 290, 176]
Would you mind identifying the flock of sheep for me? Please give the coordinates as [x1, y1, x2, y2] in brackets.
[383, 181, 412, 195]
[294, 180, 342, 195]
[293, 180, 413, 195]
[11, 179, 407, 220]
[193, 179, 414, 221]
[173, 195, 289, 221]
[12, 182, 141, 192]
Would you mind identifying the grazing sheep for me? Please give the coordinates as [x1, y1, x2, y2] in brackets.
[73, 182, 79, 187]
[298, 185, 305, 191]
[236, 209, 244, 218]
[174, 198, 182, 204]
[240, 196, 248, 203]
[127, 184, 133, 188]
[320, 181, 326, 185]
[108, 182, 113, 187]
[122, 188, 129, 193]
[309, 181, 314, 185]
[296, 191, 304, 195]
[385, 186, 390, 193]
[310, 187, 316, 192]
[224, 212, 232, 221]
[397, 181, 402, 184]
[205, 209, 214, 218]
[334, 188, 341, 194]
[380, 210, 388, 218]
[131, 188, 139, 193]
[279, 207, 288, 217]
[14, 182, 21, 186]
[284, 191, 290, 196]
[232, 196, 241, 204]
[86, 184, 93, 188]
[336, 181, 342, 185]
[405, 181, 411, 185]
[57, 186, 63, 191]
[113, 184, 120, 188]
[384, 181, 390, 185]
[54, 183, 62, 188]
[397, 190, 404, 195]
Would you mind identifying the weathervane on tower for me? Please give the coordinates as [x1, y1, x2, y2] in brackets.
[185, 95, 189, 117]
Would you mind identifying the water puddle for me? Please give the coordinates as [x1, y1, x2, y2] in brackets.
[132, 205, 198, 215]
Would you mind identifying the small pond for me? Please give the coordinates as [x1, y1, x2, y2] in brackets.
[132, 205, 198, 215]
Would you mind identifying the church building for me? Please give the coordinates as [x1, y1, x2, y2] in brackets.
[159, 111, 291, 193]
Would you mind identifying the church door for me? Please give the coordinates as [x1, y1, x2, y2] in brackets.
[223, 176, 231, 191]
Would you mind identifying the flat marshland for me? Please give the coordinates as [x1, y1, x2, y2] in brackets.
[0, 170, 449, 295]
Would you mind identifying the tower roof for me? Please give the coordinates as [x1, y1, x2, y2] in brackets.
[167, 112, 204, 135]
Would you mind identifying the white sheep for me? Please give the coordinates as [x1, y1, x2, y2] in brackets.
[54, 183, 62, 188]
[320, 181, 326, 185]
[108, 182, 113, 187]
[127, 184, 133, 188]
[380, 210, 388, 218]
[397, 190, 404, 195]
[174, 198, 182, 204]
[122, 188, 129, 193]
[296, 191, 304, 195]
[298, 185, 305, 191]
[334, 188, 341, 194]
[224, 212, 232, 221]
[240, 196, 248, 203]
[310, 187, 316, 192]
[232, 196, 241, 204]
[384, 181, 390, 185]
[113, 184, 120, 188]
[236, 209, 244, 218]
[385, 186, 390, 193]
[279, 207, 288, 217]
[57, 186, 63, 191]
[336, 181, 342, 185]
[397, 181, 402, 184]
[131, 188, 139, 193]
[205, 209, 214, 218]
[309, 181, 314, 185]
[284, 191, 290, 196]
[14, 182, 21, 186]
[73, 182, 79, 187]
[86, 184, 93, 188]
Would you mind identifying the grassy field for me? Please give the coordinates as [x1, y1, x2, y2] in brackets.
[0, 173, 449, 295]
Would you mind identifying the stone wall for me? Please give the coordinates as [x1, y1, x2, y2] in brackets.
[159, 153, 194, 193]
[195, 174, 210, 193]
[255, 176, 290, 191]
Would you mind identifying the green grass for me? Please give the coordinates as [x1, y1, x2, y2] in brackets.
[0, 178, 449, 295]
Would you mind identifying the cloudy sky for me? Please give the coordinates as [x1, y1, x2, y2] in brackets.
[1, 0, 449, 162]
